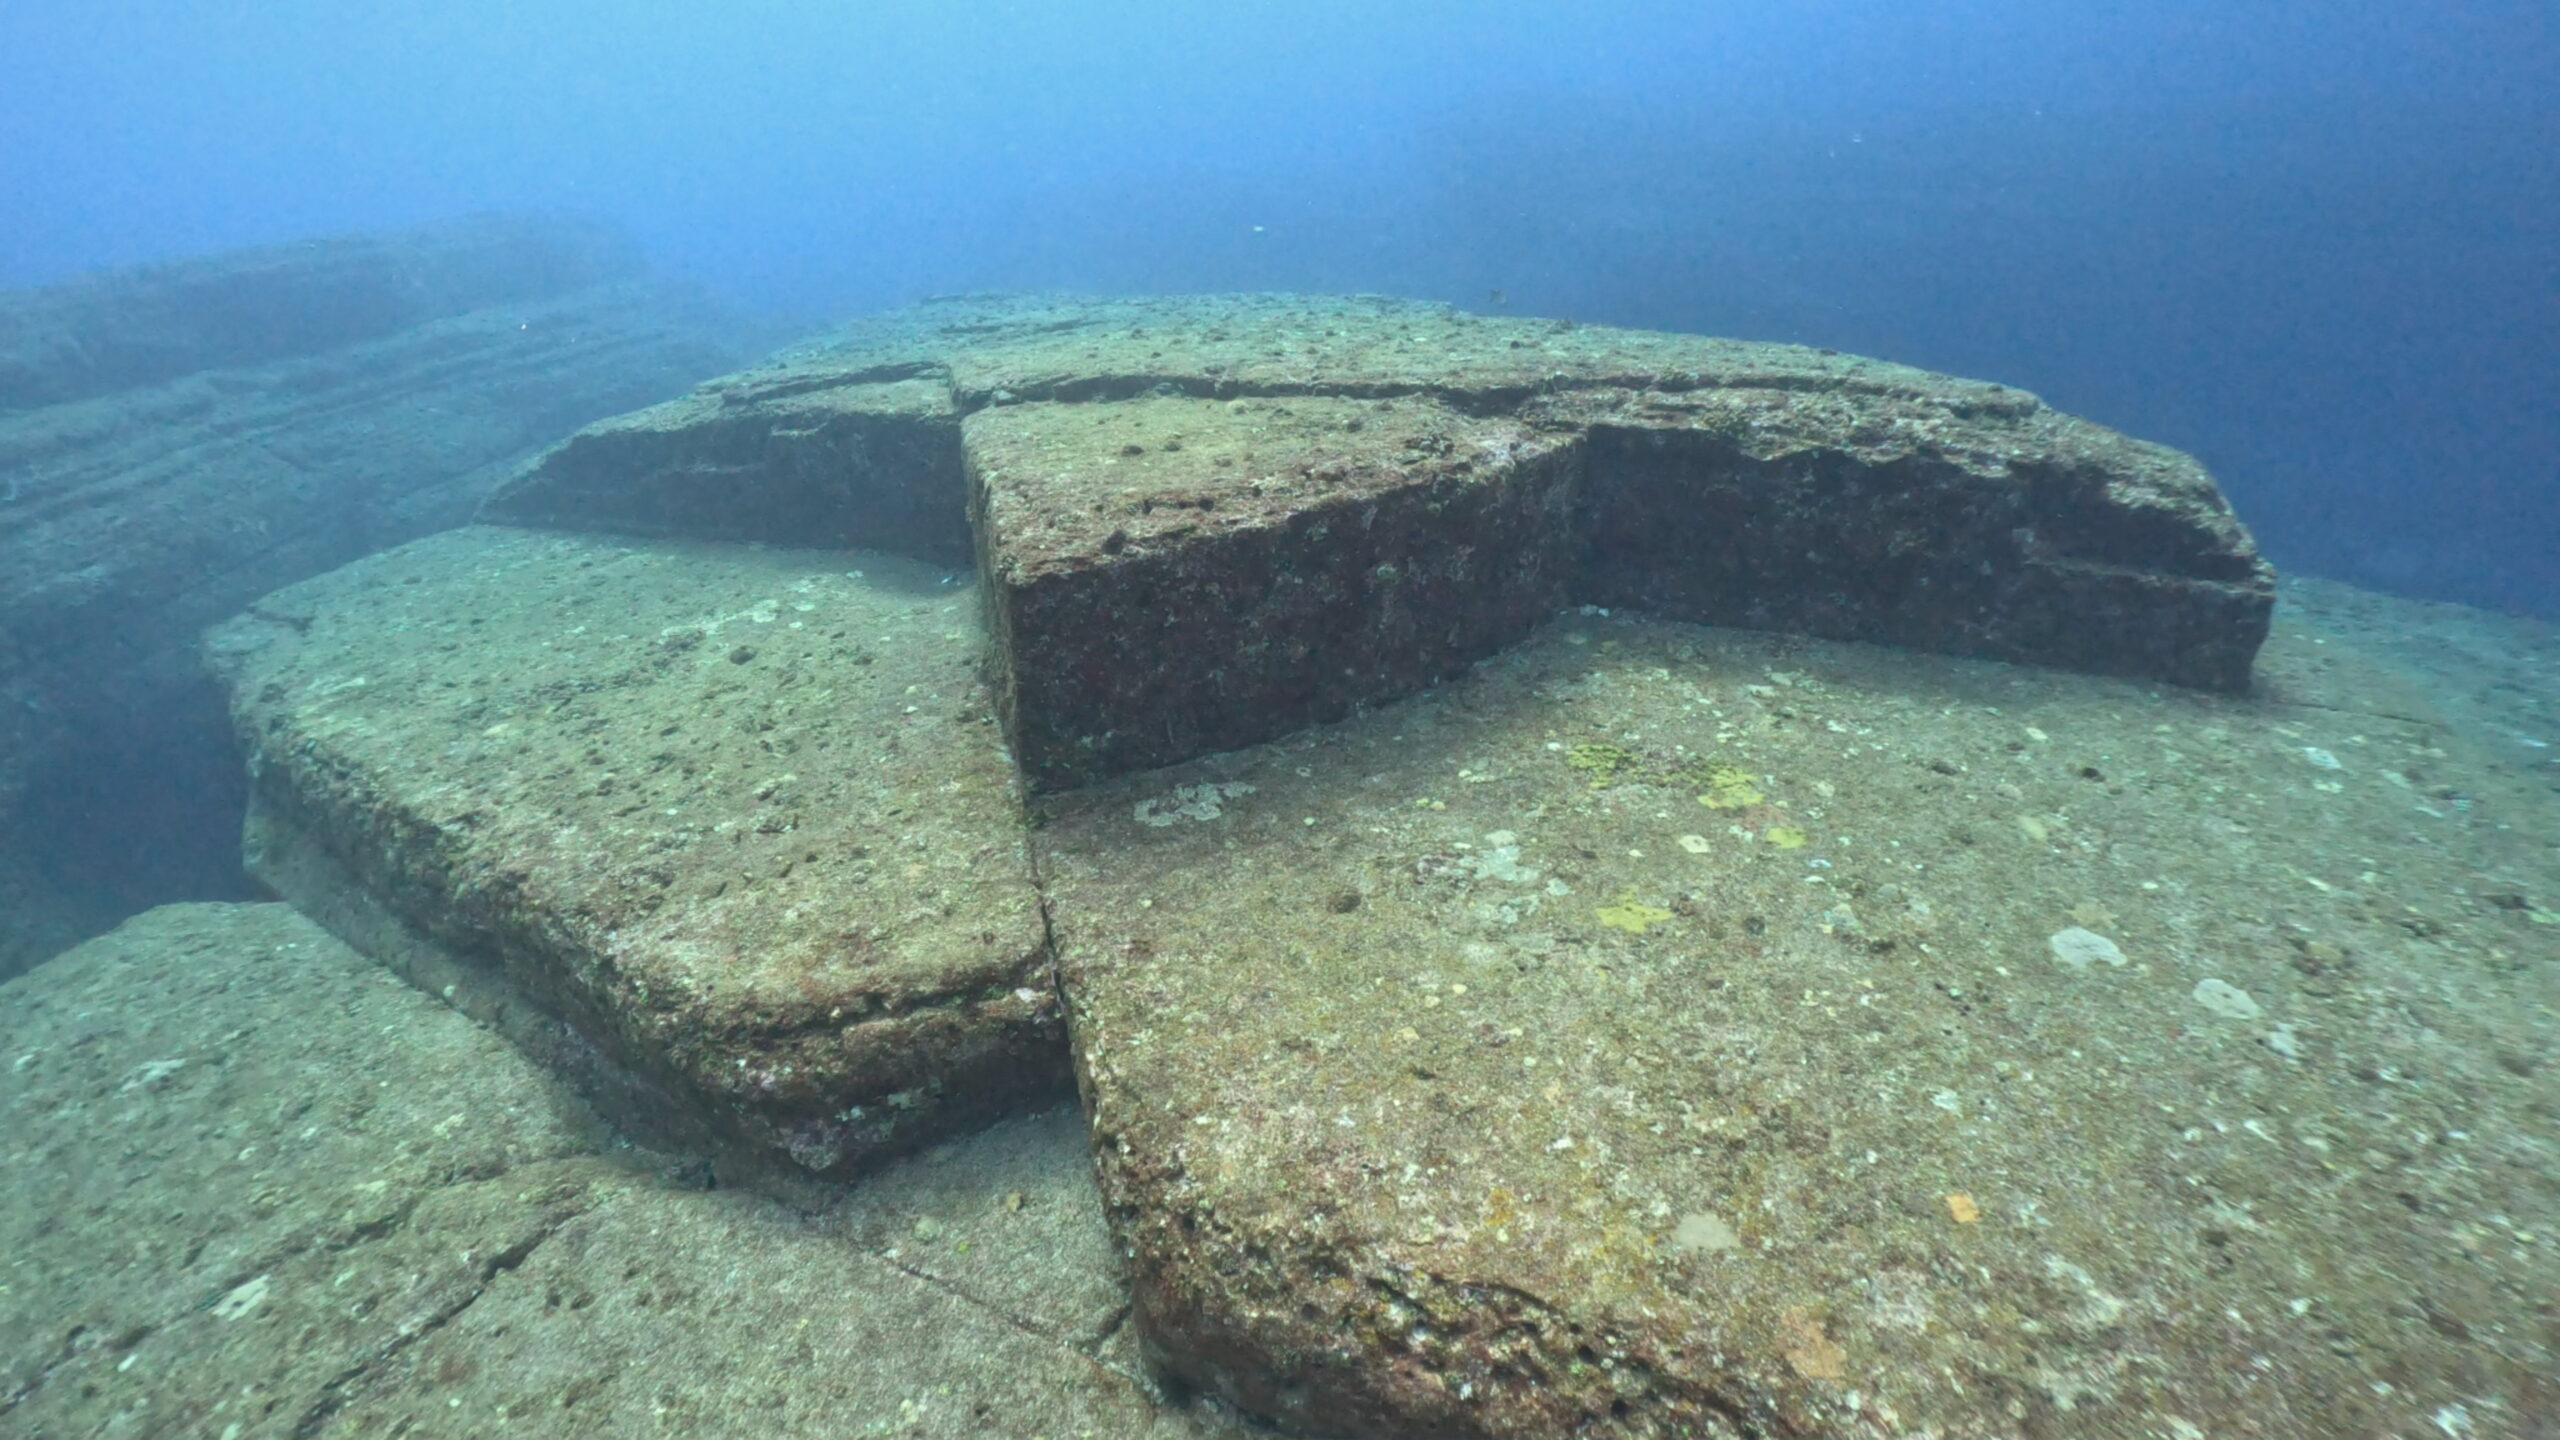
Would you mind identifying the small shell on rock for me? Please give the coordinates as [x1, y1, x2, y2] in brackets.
[2192, 978, 2263, 1020]
[2048, 926, 2125, 973]
[1673, 1212, 1740, 1253]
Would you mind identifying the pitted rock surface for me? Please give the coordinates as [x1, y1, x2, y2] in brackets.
[209, 527, 1060, 1186]
[488, 294, 2274, 791]
[1036, 603, 2560, 1439]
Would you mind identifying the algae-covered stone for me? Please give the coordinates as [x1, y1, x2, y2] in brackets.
[0, 903, 605, 1436]
[0, 903, 1240, 1439]
[969, 392, 1580, 789]
[209, 526, 1061, 1184]
[0, 217, 738, 982]
[484, 364, 971, 564]
[495, 292, 2276, 791]
[1038, 611, 2558, 1439]
[1555, 381, 2272, 691]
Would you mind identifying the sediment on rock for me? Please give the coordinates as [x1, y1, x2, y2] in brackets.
[491, 293, 2275, 796]
[208, 527, 1066, 1189]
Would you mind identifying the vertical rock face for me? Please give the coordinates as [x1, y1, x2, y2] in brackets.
[967, 394, 1583, 789]
[0, 217, 743, 978]
[487, 293, 2276, 796]
[485, 367, 972, 564]
[1559, 386, 2274, 692]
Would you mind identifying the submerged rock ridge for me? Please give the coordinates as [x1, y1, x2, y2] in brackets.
[488, 293, 2276, 791]
[0, 215, 741, 978]
[192, 295, 2560, 1440]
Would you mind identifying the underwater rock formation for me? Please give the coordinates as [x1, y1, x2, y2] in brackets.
[186, 296, 2560, 1440]
[0, 904, 1208, 1437]
[489, 293, 2275, 790]
[209, 529, 1061, 1187]
[0, 216, 741, 978]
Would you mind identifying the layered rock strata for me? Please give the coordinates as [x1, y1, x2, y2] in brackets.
[0, 216, 738, 977]
[0, 213, 640, 413]
[488, 294, 2274, 791]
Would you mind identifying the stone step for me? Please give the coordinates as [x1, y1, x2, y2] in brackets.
[208, 526, 1061, 1186]
[483, 293, 2273, 793]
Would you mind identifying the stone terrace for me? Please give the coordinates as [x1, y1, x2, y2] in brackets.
[485, 293, 2274, 790]
[191, 298, 2560, 1440]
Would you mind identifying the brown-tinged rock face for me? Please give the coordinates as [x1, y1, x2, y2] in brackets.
[486, 293, 2275, 797]
[969, 393, 1581, 788]
[1036, 606, 2560, 1439]
[207, 527, 1062, 1186]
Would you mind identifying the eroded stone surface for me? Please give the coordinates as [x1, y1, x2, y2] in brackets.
[970, 393, 1580, 788]
[0, 903, 1242, 1439]
[208, 527, 1061, 1185]
[1557, 383, 2270, 691]
[0, 903, 604, 1436]
[1036, 603, 2559, 1438]
[485, 369, 971, 564]
[487, 292, 2272, 795]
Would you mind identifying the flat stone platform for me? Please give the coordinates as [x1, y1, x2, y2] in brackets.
[209, 526, 1060, 1185]
[1036, 600, 2559, 1438]
[0, 903, 1238, 1438]
[487, 294, 2275, 791]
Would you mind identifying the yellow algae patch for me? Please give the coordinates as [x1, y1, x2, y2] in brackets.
[1565, 743, 1642, 787]
[1695, 764, 1764, 810]
[1764, 826, 1808, 850]
[1946, 1192, 1981, 1224]
[1596, 888, 1672, 934]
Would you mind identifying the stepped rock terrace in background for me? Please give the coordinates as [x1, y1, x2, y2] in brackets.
[0, 215, 741, 977]
[487, 293, 2276, 791]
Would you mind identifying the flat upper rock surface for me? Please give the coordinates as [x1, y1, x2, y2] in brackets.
[0, 902, 1241, 1439]
[208, 526, 1060, 1185]
[488, 292, 2272, 792]
[1037, 597, 2559, 1438]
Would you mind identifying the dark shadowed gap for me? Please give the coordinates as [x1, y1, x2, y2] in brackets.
[15, 672, 258, 931]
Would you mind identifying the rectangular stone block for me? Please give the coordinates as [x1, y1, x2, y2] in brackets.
[1567, 385, 2274, 690]
[966, 394, 1582, 791]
